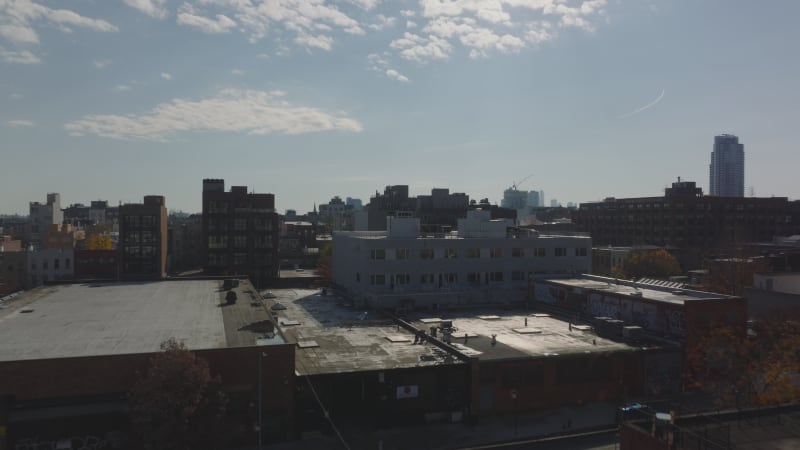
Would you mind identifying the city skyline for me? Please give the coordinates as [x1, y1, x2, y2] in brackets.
[3, 1, 800, 214]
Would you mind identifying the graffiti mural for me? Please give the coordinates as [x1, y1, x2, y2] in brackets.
[13, 432, 123, 450]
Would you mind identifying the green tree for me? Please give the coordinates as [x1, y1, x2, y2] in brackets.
[623, 249, 682, 279]
[129, 338, 228, 450]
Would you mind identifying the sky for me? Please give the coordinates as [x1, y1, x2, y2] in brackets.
[2, 0, 799, 215]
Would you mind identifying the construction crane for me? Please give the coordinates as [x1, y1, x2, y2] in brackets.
[511, 173, 534, 191]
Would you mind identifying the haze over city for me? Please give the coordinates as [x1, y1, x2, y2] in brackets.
[2, 0, 800, 214]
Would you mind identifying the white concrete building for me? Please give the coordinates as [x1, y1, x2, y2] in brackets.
[332, 210, 591, 309]
[27, 248, 74, 287]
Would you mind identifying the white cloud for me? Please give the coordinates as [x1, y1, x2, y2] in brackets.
[177, 4, 237, 33]
[94, 59, 111, 69]
[0, 0, 117, 48]
[390, 32, 452, 62]
[114, 84, 132, 92]
[160, 72, 173, 80]
[385, 0, 608, 62]
[294, 32, 333, 50]
[0, 46, 40, 64]
[123, 0, 168, 19]
[0, 23, 39, 44]
[367, 14, 395, 31]
[230, 68, 243, 75]
[7, 119, 33, 127]
[367, 52, 411, 83]
[341, 0, 380, 10]
[64, 88, 363, 141]
[176, 0, 364, 49]
[385, 69, 409, 83]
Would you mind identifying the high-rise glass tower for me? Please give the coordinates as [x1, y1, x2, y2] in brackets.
[709, 134, 745, 197]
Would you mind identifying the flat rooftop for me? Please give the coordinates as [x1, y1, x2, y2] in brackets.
[542, 277, 733, 305]
[267, 289, 463, 376]
[0, 279, 279, 362]
[405, 309, 642, 362]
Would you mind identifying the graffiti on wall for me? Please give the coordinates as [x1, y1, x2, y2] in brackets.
[14, 432, 123, 450]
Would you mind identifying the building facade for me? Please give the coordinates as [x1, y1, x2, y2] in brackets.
[709, 134, 745, 197]
[27, 248, 74, 287]
[28, 193, 62, 249]
[333, 210, 591, 309]
[119, 196, 168, 279]
[574, 180, 800, 265]
[202, 179, 279, 287]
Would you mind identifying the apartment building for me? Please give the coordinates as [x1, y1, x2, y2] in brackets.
[119, 196, 168, 279]
[333, 209, 591, 309]
[202, 179, 279, 287]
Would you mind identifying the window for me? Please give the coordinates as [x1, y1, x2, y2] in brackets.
[31, 262, 36, 270]
[512, 248, 523, 257]
[489, 272, 504, 282]
[54, 259, 59, 269]
[140, 215, 156, 227]
[420, 273, 434, 284]
[124, 215, 139, 227]
[141, 231, 155, 243]
[511, 271, 525, 281]
[394, 273, 411, 285]
[467, 248, 480, 258]
[370, 274, 386, 285]
[234, 235, 247, 248]
[356, 273, 361, 283]
[141, 246, 156, 257]
[233, 253, 247, 265]
[555, 248, 567, 257]
[444, 273, 458, 283]
[208, 235, 228, 249]
[467, 272, 480, 283]
[43, 261, 48, 270]
[490, 248, 503, 258]
[420, 248, 434, 259]
[370, 249, 386, 260]
[534, 248, 546, 257]
[395, 248, 409, 260]
[234, 218, 247, 231]
[445, 248, 457, 259]
[575, 247, 588, 257]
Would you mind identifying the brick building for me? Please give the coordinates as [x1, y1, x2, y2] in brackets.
[202, 179, 279, 287]
[573, 180, 800, 267]
[119, 196, 168, 279]
[0, 280, 295, 448]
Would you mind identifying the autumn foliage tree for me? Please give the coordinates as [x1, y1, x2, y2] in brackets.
[129, 338, 228, 450]
[317, 242, 332, 287]
[686, 318, 800, 408]
[622, 249, 682, 279]
[86, 233, 113, 250]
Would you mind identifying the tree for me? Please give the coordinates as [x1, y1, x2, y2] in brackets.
[686, 318, 800, 408]
[317, 242, 333, 287]
[623, 249, 682, 279]
[86, 233, 113, 250]
[699, 254, 769, 296]
[129, 338, 228, 450]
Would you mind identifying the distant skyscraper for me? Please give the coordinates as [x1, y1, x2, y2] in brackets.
[709, 134, 745, 197]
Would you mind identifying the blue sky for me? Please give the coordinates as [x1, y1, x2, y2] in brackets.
[2, 0, 799, 214]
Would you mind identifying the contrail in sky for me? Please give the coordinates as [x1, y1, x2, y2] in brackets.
[619, 89, 665, 118]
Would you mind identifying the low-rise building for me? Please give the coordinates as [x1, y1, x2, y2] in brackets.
[27, 248, 74, 287]
[333, 210, 591, 309]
